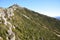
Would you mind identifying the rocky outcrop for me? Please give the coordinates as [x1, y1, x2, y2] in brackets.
[0, 7, 16, 40]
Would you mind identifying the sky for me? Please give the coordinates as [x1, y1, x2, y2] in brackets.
[0, 0, 60, 17]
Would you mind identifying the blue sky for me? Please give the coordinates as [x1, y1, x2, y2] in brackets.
[0, 0, 60, 17]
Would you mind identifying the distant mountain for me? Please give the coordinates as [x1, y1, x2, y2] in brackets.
[0, 4, 60, 40]
[55, 16, 60, 20]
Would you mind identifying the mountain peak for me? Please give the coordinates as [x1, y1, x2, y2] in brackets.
[12, 4, 19, 7]
[9, 4, 22, 8]
[8, 4, 23, 11]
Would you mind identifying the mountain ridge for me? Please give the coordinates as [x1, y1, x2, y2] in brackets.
[0, 4, 60, 40]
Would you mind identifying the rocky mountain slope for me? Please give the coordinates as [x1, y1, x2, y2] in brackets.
[0, 4, 60, 40]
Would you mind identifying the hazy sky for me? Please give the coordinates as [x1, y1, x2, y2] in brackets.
[0, 0, 60, 17]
